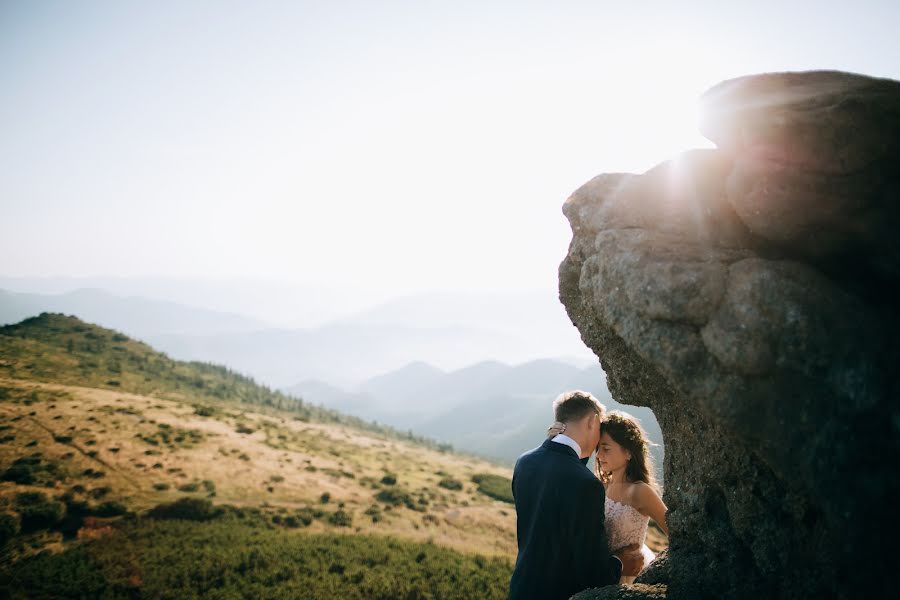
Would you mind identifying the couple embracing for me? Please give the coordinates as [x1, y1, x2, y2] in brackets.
[509, 390, 668, 600]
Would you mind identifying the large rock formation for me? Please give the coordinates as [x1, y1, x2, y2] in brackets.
[561, 71, 900, 599]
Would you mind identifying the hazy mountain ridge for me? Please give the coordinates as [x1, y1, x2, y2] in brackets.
[0, 287, 267, 337]
[0, 283, 595, 387]
[287, 359, 665, 467]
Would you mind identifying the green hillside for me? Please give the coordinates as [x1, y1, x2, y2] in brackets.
[0, 313, 453, 453]
[0, 313, 517, 598]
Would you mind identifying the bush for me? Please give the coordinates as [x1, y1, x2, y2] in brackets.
[15, 491, 49, 507]
[472, 473, 514, 504]
[294, 508, 317, 526]
[375, 488, 423, 511]
[177, 483, 200, 493]
[328, 510, 352, 527]
[93, 501, 128, 517]
[153, 483, 171, 491]
[89, 486, 112, 499]
[147, 498, 223, 521]
[194, 405, 218, 417]
[380, 473, 397, 486]
[1, 454, 60, 485]
[364, 504, 383, 523]
[438, 477, 463, 491]
[0, 512, 20, 545]
[19, 499, 66, 531]
[320, 492, 331, 504]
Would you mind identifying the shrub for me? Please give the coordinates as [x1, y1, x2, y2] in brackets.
[194, 405, 217, 417]
[19, 499, 66, 531]
[93, 501, 128, 517]
[2, 463, 35, 484]
[320, 492, 331, 504]
[15, 491, 49, 507]
[177, 483, 200, 493]
[89, 486, 112, 499]
[364, 504, 383, 523]
[153, 483, 171, 491]
[147, 498, 223, 521]
[294, 508, 316, 526]
[328, 510, 352, 527]
[380, 473, 397, 486]
[471, 473, 514, 504]
[438, 477, 463, 491]
[1, 454, 59, 485]
[0, 512, 20, 545]
[375, 488, 423, 511]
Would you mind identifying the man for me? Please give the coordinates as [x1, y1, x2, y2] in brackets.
[509, 390, 621, 600]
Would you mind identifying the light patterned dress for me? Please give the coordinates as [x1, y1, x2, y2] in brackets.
[605, 496, 656, 584]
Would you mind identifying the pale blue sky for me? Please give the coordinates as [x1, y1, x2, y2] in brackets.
[2, 1, 899, 294]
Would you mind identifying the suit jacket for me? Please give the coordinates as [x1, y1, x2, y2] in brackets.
[508, 439, 619, 600]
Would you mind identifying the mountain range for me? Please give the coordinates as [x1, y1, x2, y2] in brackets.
[0, 285, 595, 387]
[286, 359, 664, 467]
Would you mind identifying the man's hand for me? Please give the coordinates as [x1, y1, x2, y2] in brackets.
[614, 544, 645, 577]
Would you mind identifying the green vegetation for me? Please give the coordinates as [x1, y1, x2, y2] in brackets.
[0, 513, 20, 545]
[375, 488, 428, 512]
[438, 476, 463, 491]
[147, 497, 224, 521]
[137, 423, 206, 449]
[0, 516, 512, 599]
[328, 509, 353, 527]
[14, 491, 65, 532]
[472, 473, 514, 504]
[1, 453, 67, 486]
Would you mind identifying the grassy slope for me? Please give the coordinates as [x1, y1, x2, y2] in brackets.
[0, 314, 518, 596]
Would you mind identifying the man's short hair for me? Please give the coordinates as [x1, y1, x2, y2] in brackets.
[552, 390, 605, 423]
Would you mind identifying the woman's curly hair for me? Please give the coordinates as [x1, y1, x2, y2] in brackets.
[596, 410, 658, 490]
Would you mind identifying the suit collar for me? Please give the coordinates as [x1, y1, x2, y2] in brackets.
[541, 437, 580, 460]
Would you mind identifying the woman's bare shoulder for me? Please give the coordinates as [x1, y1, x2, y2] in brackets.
[629, 481, 660, 502]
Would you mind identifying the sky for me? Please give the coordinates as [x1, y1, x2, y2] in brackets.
[2, 0, 900, 297]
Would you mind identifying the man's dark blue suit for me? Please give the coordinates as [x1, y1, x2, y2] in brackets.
[508, 438, 619, 600]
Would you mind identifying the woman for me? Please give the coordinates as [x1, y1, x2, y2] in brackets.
[548, 411, 668, 584]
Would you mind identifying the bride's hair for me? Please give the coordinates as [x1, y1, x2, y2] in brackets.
[595, 411, 658, 491]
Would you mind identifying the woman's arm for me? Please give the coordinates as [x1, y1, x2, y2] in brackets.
[633, 482, 669, 536]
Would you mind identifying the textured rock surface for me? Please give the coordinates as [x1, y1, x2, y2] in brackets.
[560, 71, 900, 600]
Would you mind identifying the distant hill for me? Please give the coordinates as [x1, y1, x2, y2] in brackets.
[0, 313, 450, 452]
[0, 288, 267, 337]
[287, 359, 665, 469]
[148, 321, 536, 388]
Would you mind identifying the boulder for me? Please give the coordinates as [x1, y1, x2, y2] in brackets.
[560, 71, 900, 600]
